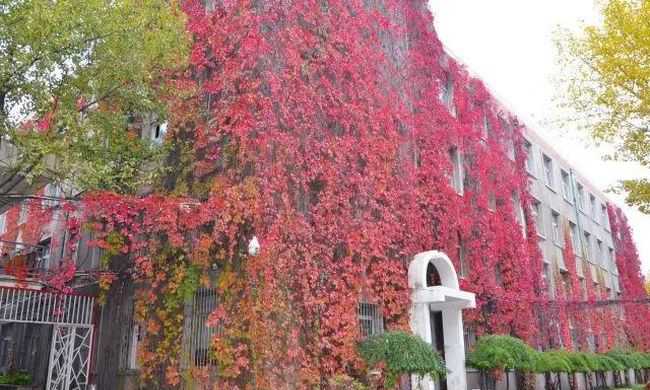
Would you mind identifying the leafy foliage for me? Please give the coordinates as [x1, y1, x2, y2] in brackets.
[558, 0, 650, 213]
[0, 371, 31, 385]
[358, 332, 446, 388]
[0, 0, 190, 192]
[2, 0, 648, 388]
[467, 335, 538, 372]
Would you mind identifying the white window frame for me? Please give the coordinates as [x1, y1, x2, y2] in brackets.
[0, 212, 6, 235]
[532, 200, 545, 237]
[543, 154, 554, 189]
[449, 147, 464, 195]
[561, 170, 572, 201]
[551, 210, 561, 244]
[577, 184, 585, 211]
[524, 140, 535, 175]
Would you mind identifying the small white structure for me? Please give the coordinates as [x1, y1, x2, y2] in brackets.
[409, 251, 476, 390]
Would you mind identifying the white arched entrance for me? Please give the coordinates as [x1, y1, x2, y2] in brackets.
[409, 251, 476, 390]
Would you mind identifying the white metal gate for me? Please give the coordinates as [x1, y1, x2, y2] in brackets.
[0, 287, 94, 390]
[46, 325, 93, 390]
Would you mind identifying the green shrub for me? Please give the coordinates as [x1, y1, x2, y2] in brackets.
[535, 351, 573, 373]
[358, 331, 446, 388]
[467, 335, 539, 372]
[0, 370, 32, 385]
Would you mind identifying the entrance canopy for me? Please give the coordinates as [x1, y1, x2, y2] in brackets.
[409, 250, 475, 390]
[408, 250, 475, 309]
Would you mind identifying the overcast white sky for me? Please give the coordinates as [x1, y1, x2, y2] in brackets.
[428, 0, 650, 274]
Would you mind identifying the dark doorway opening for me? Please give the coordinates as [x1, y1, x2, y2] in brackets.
[430, 310, 447, 390]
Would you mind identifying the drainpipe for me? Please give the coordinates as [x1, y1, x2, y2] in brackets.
[569, 169, 587, 261]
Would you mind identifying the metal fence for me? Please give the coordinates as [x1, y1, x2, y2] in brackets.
[0, 287, 94, 326]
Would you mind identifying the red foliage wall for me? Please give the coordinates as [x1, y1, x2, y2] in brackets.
[3, 0, 648, 387]
[608, 205, 650, 350]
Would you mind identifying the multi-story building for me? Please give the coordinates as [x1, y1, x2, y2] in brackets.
[525, 128, 620, 302]
[0, 2, 645, 390]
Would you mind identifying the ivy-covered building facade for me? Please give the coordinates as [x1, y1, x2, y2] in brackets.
[0, 1, 646, 390]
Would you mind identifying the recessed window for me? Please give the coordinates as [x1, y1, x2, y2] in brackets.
[570, 222, 580, 255]
[36, 238, 51, 269]
[457, 231, 468, 278]
[543, 154, 554, 189]
[596, 239, 603, 266]
[513, 193, 526, 237]
[532, 200, 544, 237]
[358, 302, 384, 340]
[449, 147, 463, 195]
[583, 231, 591, 260]
[551, 211, 561, 244]
[0, 213, 6, 235]
[561, 170, 571, 201]
[601, 204, 609, 228]
[482, 110, 491, 141]
[589, 194, 597, 220]
[501, 119, 515, 161]
[18, 202, 28, 225]
[439, 72, 456, 117]
[524, 140, 535, 174]
[576, 183, 585, 211]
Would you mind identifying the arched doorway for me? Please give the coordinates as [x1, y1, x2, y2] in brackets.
[408, 251, 475, 390]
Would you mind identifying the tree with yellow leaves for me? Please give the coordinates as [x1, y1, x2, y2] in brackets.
[559, 0, 650, 212]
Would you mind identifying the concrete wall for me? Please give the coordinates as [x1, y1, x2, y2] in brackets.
[465, 368, 640, 390]
[524, 128, 620, 312]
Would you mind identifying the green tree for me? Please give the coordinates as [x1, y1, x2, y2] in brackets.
[558, 0, 650, 212]
[0, 0, 189, 193]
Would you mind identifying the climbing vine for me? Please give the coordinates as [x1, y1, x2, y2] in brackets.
[0, 1, 647, 389]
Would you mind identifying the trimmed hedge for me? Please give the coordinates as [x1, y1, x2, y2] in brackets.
[467, 334, 650, 375]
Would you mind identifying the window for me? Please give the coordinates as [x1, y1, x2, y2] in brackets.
[36, 238, 51, 269]
[583, 231, 591, 260]
[482, 110, 491, 140]
[524, 140, 535, 174]
[464, 325, 477, 350]
[495, 263, 503, 287]
[589, 194, 597, 220]
[502, 119, 515, 161]
[449, 147, 463, 195]
[358, 302, 384, 339]
[596, 240, 603, 266]
[439, 72, 456, 116]
[513, 193, 526, 236]
[576, 183, 585, 211]
[532, 200, 544, 237]
[543, 263, 553, 296]
[18, 202, 28, 225]
[608, 248, 615, 271]
[0, 213, 6, 235]
[128, 323, 141, 370]
[189, 289, 219, 367]
[601, 204, 609, 228]
[543, 154, 554, 189]
[14, 230, 24, 255]
[456, 232, 468, 278]
[551, 211, 561, 244]
[487, 191, 497, 211]
[561, 170, 572, 201]
[43, 183, 62, 208]
[569, 223, 580, 255]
